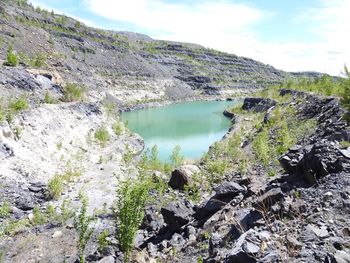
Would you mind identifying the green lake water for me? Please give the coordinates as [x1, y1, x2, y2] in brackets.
[121, 100, 238, 162]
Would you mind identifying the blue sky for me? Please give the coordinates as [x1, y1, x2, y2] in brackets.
[29, 0, 349, 75]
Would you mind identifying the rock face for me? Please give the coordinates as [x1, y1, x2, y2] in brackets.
[168, 165, 200, 190]
[242, 97, 276, 112]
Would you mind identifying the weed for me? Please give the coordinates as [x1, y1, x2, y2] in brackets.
[44, 91, 56, 104]
[32, 207, 47, 225]
[113, 121, 125, 136]
[9, 97, 29, 113]
[47, 175, 64, 199]
[4, 45, 18, 67]
[62, 83, 85, 102]
[94, 126, 110, 147]
[0, 202, 11, 218]
[98, 229, 110, 251]
[75, 193, 94, 263]
[170, 145, 184, 167]
[116, 176, 151, 262]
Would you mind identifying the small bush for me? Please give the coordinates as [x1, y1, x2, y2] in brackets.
[98, 229, 110, 251]
[94, 126, 110, 146]
[9, 97, 28, 113]
[44, 91, 56, 104]
[113, 121, 125, 136]
[116, 177, 151, 262]
[170, 145, 184, 167]
[252, 127, 270, 167]
[32, 207, 47, 225]
[29, 53, 47, 68]
[47, 175, 64, 199]
[62, 83, 85, 102]
[75, 193, 94, 263]
[341, 66, 350, 123]
[0, 202, 11, 218]
[207, 159, 229, 184]
[4, 46, 18, 67]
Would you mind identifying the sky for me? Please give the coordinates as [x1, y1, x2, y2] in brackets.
[29, 0, 350, 75]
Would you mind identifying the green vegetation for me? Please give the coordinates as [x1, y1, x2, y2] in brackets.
[4, 46, 18, 67]
[47, 162, 83, 199]
[74, 193, 94, 263]
[9, 97, 29, 113]
[113, 121, 125, 136]
[62, 83, 86, 102]
[94, 126, 110, 146]
[170, 145, 184, 167]
[116, 175, 151, 262]
[340, 141, 350, 148]
[44, 91, 57, 104]
[98, 229, 110, 251]
[47, 175, 64, 199]
[29, 53, 47, 68]
[340, 66, 350, 123]
[0, 202, 11, 218]
[32, 207, 47, 225]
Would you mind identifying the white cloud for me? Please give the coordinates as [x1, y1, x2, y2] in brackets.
[84, 0, 349, 75]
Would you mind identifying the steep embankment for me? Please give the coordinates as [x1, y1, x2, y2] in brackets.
[0, 0, 297, 104]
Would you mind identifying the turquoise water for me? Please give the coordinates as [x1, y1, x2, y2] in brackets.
[121, 100, 237, 162]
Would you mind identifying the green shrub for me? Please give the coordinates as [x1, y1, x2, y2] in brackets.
[116, 177, 151, 262]
[9, 97, 29, 113]
[0, 202, 11, 218]
[47, 175, 64, 199]
[75, 193, 94, 263]
[4, 46, 18, 67]
[113, 121, 125, 136]
[341, 66, 350, 123]
[29, 53, 47, 68]
[44, 91, 56, 104]
[207, 159, 229, 184]
[252, 127, 270, 167]
[62, 83, 85, 102]
[94, 126, 110, 146]
[98, 229, 110, 251]
[32, 207, 47, 225]
[170, 145, 184, 167]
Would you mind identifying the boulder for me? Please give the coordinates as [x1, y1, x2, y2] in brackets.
[168, 165, 200, 190]
[225, 229, 261, 263]
[195, 182, 246, 220]
[242, 97, 276, 112]
[161, 200, 193, 232]
[253, 187, 284, 210]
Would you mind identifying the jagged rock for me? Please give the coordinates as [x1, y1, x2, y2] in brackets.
[161, 200, 193, 232]
[195, 182, 246, 220]
[225, 229, 261, 263]
[213, 182, 246, 201]
[242, 97, 276, 112]
[229, 208, 262, 239]
[141, 205, 165, 233]
[168, 165, 200, 190]
[253, 187, 284, 210]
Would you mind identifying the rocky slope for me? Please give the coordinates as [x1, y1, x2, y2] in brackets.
[0, 1, 348, 263]
[132, 91, 350, 263]
[0, 0, 316, 104]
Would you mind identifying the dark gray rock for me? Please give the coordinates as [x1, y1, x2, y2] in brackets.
[253, 187, 284, 210]
[225, 229, 261, 263]
[161, 200, 193, 232]
[242, 97, 276, 112]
